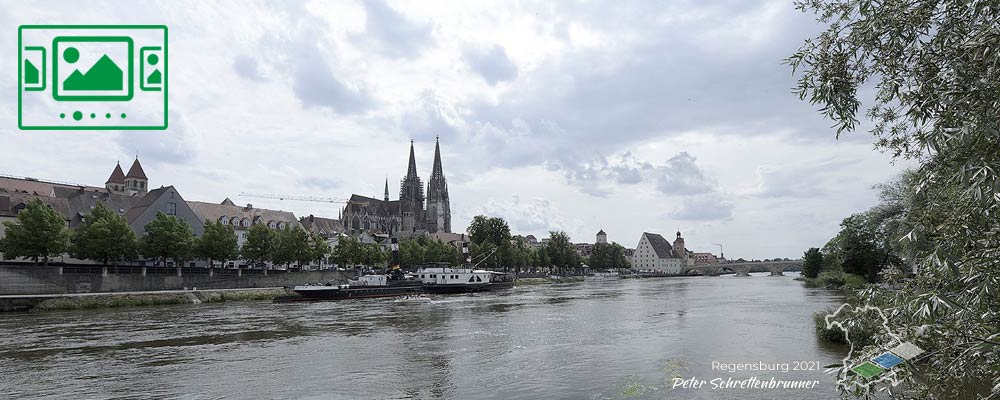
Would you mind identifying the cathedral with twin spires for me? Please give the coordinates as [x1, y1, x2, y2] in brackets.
[340, 138, 452, 236]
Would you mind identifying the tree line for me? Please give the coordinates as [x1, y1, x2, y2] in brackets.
[0, 201, 337, 269]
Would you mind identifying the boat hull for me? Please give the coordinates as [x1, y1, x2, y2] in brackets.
[293, 285, 423, 300]
[422, 281, 515, 294]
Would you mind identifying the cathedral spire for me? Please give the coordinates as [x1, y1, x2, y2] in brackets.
[431, 135, 444, 177]
[406, 140, 418, 177]
[384, 177, 390, 202]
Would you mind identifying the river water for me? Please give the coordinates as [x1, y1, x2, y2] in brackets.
[1, 273, 848, 399]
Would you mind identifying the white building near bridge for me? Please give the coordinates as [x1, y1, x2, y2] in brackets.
[632, 231, 690, 274]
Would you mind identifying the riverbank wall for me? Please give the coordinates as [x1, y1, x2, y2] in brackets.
[0, 264, 351, 295]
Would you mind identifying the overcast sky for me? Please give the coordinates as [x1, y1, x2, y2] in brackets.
[0, 0, 909, 259]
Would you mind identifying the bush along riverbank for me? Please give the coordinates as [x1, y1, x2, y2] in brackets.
[795, 270, 867, 290]
[13, 288, 297, 312]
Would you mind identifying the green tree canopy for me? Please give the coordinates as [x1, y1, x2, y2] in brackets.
[546, 230, 581, 271]
[802, 247, 823, 279]
[0, 199, 70, 265]
[194, 219, 239, 267]
[241, 224, 275, 268]
[272, 226, 311, 268]
[70, 202, 136, 266]
[140, 212, 194, 264]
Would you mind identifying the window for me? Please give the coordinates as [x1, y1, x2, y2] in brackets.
[167, 202, 177, 215]
[139, 181, 145, 188]
[475, 276, 482, 282]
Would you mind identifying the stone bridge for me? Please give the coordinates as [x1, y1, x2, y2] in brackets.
[681, 260, 802, 277]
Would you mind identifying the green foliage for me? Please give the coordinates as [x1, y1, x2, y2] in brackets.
[308, 233, 331, 266]
[790, 1, 1000, 396]
[241, 224, 274, 267]
[589, 242, 631, 270]
[399, 235, 461, 267]
[0, 199, 71, 265]
[194, 219, 239, 266]
[802, 247, 823, 278]
[140, 212, 194, 264]
[70, 203, 137, 266]
[330, 235, 387, 268]
[546, 230, 581, 271]
[272, 226, 312, 268]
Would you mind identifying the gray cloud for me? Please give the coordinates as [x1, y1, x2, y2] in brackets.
[653, 152, 715, 196]
[233, 55, 267, 82]
[464, 44, 518, 85]
[116, 113, 198, 165]
[753, 158, 859, 198]
[300, 176, 342, 191]
[473, 195, 579, 235]
[670, 194, 734, 221]
[291, 44, 373, 113]
[444, 2, 858, 194]
[360, 0, 432, 59]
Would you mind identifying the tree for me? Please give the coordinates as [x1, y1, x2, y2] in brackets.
[139, 212, 194, 265]
[790, 1, 1000, 396]
[0, 199, 70, 265]
[241, 224, 274, 268]
[546, 230, 580, 273]
[307, 233, 331, 268]
[194, 219, 239, 268]
[802, 247, 822, 279]
[272, 226, 311, 269]
[71, 203, 136, 266]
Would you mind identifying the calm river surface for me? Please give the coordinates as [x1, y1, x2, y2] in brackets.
[1, 273, 848, 399]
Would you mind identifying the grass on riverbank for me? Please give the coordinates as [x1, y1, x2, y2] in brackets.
[33, 288, 296, 311]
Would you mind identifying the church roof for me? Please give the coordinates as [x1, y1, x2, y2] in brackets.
[53, 186, 142, 228]
[106, 163, 126, 184]
[300, 215, 344, 237]
[643, 232, 677, 258]
[597, 229, 606, 235]
[125, 158, 147, 180]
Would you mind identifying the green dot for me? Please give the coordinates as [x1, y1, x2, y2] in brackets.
[72, 111, 83, 121]
[147, 54, 159, 66]
[121, 113, 127, 119]
[63, 47, 80, 63]
[106, 113, 111, 119]
[90, 113, 96, 119]
[59, 113, 65, 119]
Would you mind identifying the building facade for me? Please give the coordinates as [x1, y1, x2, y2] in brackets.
[632, 231, 690, 274]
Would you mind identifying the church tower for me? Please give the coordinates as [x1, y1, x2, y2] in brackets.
[105, 162, 126, 194]
[673, 230, 688, 261]
[124, 157, 148, 196]
[399, 141, 424, 232]
[425, 136, 451, 233]
[384, 177, 390, 202]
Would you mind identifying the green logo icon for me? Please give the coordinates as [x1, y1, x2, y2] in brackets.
[18, 25, 167, 130]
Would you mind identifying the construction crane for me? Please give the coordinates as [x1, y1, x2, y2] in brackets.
[238, 192, 368, 206]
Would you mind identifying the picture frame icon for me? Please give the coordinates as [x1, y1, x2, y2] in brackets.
[18, 25, 167, 130]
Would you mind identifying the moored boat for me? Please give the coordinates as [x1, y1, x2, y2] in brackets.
[290, 274, 423, 300]
[416, 266, 515, 294]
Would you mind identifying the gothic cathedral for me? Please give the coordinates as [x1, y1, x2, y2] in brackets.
[342, 138, 452, 235]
